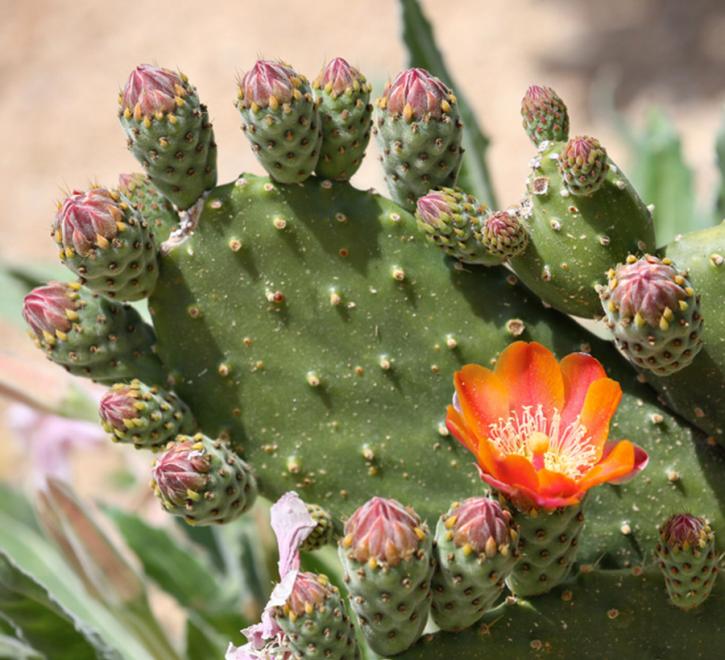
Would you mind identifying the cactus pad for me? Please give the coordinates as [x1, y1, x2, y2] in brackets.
[510, 140, 655, 317]
[374, 68, 463, 210]
[23, 281, 164, 385]
[600, 254, 704, 376]
[151, 433, 257, 525]
[237, 60, 322, 184]
[118, 173, 179, 241]
[119, 65, 217, 210]
[99, 379, 196, 449]
[312, 58, 372, 181]
[431, 497, 519, 631]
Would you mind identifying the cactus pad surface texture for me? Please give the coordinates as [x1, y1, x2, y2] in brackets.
[22, 53, 725, 659]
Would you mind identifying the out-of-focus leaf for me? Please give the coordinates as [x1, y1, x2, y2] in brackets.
[0, 508, 154, 659]
[398, 0, 497, 208]
[0, 633, 42, 660]
[185, 613, 235, 660]
[716, 106, 725, 221]
[104, 507, 231, 613]
[0, 552, 117, 659]
[628, 108, 708, 246]
[0, 485, 40, 535]
[174, 520, 226, 573]
[34, 481, 181, 660]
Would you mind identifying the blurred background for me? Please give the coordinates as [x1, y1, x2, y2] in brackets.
[0, 0, 723, 654]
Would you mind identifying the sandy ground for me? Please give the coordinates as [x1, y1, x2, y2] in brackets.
[0, 0, 723, 482]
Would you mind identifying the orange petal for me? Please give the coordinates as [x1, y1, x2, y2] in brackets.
[537, 469, 579, 499]
[495, 454, 540, 494]
[560, 352, 607, 427]
[453, 364, 509, 439]
[446, 405, 499, 477]
[494, 342, 564, 416]
[577, 439, 635, 492]
[579, 378, 622, 455]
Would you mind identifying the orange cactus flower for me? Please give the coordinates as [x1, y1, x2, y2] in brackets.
[446, 341, 648, 510]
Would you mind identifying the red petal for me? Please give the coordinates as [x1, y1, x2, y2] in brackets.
[577, 440, 637, 492]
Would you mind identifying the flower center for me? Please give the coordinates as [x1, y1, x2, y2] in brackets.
[487, 405, 598, 479]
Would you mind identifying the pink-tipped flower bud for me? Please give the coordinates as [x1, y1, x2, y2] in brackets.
[480, 210, 529, 260]
[98, 386, 137, 431]
[286, 572, 330, 616]
[54, 188, 124, 257]
[659, 513, 710, 550]
[521, 85, 569, 146]
[558, 135, 609, 195]
[315, 57, 364, 97]
[152, 438, 210, 507]
[22, 282, 77, 342]
[415, 190, 452, 229]
[342, 497, 424, 566]
[121, 64, 182, 116]
[607, 255, 693, 327]
[446, 497, 516, 555]
[238, 60, 299, 108]
[381, 68, 455, 121]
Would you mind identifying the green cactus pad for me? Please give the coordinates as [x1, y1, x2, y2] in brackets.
[415, 188, 502, 266]
[431, 501, 519, 632]
[301, 504, 336, 552]
[339, 530, 434, 656]
[237, 77, 322, 184]
[30, 282, 165, 385]
[119, 75, 217, 210]
[510, 141, 655, 317]
[374, 100, 462, 211]
[401, 568, 725, 659]
[643, 223, 725, 443]
[152, 433, 257, 525]
[505, 501, 584, 597]
[655, 514, 719, 610]
[99, 379, 196, 449]
[274, 575, 359, 659]
[146, 174, 725, 564]
[312, 64, 372, 181]
[55, 197, 158, 302]
[119, 173, 179, 241]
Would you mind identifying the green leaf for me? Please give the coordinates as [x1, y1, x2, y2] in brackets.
[0, 552, 117, 659]
[185, 613, 236, 660]
[629, 108, 706, 246]
[0, 634, 42, 660]
[398, 0, 497, 208]
[716, 106, 725, 221]
[103, 507, 231, 614]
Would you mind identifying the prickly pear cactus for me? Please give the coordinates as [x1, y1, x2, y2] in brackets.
[22, 55, 725, 659]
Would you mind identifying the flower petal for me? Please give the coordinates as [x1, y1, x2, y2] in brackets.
[270, 492, 316, 577]
[579, 378, 622, 454]
[602, 441, 649, 485]
[559, 353, 607, 427]
[453, 364, 509, 438]
[446, 405, 501, 476]
[494, 342, 564, 416]
[577, 440, 637, 491]
[479, 468, 581, 510]
[537, 469, 579, 499]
